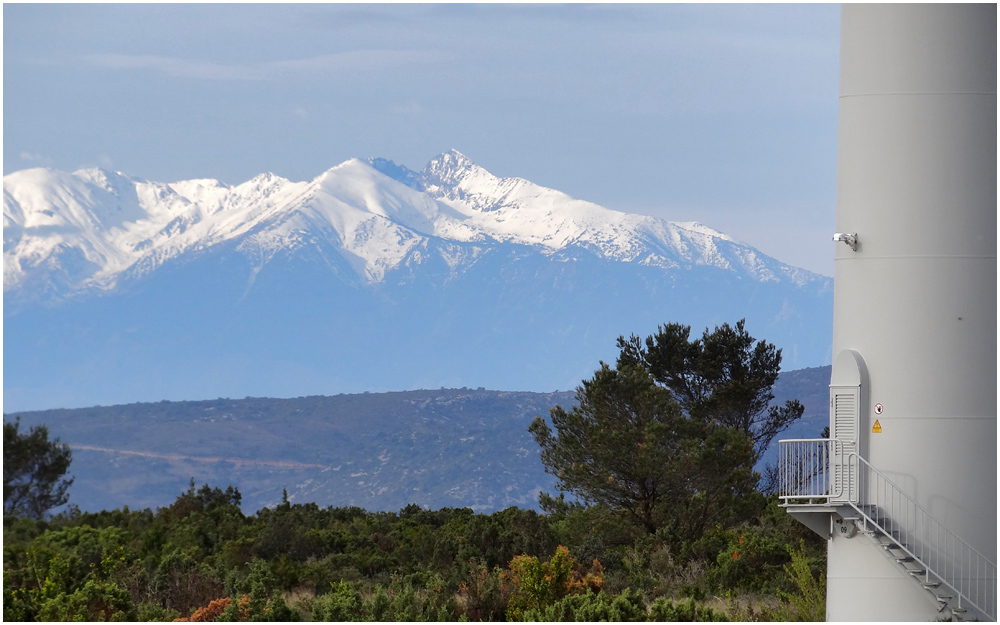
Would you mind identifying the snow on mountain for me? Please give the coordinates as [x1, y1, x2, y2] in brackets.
[4, 151, 835, 412]
[3, 150, 821, 304]
[378, 150, 818, 285]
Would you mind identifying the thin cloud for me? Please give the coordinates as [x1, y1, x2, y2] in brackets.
[269, 50, 437, 72]
[19, 151, 53, 166]
[83, 54, 256, 80]
[82, 49, 442, 81]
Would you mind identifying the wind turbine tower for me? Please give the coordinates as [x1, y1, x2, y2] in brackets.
[779, 4, 996, 621]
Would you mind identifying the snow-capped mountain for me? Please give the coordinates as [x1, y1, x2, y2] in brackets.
[3, 151, 832, 412]
[3, 150, 817, 302]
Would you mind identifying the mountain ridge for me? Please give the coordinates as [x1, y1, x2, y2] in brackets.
[3, 367, 830, 514]
[3, 151, 833, 412]
[4, 150, 825, 306]
[4, 388, 580, 513]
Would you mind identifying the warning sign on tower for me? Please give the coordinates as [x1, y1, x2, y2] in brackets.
[872, 420, 882, 434]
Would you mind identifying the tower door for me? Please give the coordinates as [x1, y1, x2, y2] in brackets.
[830, 385, 860, 503]
[829, 349, 868, 504]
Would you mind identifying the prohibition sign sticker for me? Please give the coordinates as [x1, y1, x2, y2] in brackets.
[874, 403, 884, 415]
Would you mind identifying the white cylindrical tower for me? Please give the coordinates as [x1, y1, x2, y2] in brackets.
[827, 4, 996, 621]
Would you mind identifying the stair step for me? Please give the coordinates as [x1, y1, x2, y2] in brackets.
[922, 581, 940, 589]
[908, 569, 927, 577]
[937, 595, 954, 602]
[896, 556, 914, 563]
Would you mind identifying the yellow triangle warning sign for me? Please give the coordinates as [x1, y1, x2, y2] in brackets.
[872, 420, 882, 434]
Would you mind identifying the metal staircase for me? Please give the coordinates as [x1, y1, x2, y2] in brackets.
[778, 439, 997, 622]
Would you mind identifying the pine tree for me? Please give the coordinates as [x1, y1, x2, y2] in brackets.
[3, 417, 74, 519]
[529, 363, 760, 541]
[616, 318, 803, 461]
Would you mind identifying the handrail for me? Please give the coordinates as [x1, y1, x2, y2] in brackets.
[850, 453, 997, 622]
[777, 438, 997, 620]
[777, 438, 843, 503]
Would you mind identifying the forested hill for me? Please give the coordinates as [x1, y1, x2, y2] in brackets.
[5, 366, 829, 516]
[6, 389, 575, 514]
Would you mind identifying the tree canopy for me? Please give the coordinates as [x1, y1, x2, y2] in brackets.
[616, 319, 803, 461]
[4, 417, 74, 519]
[531, 319, 803, 541]
[529, 363, 760, 542]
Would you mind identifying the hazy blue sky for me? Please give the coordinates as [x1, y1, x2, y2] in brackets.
[3, 4, 840, 275]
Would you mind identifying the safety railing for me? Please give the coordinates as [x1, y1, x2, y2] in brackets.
[777, 438, 844, 504]
[852, 454, 997, 621]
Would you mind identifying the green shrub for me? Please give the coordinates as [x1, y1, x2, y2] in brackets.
[521, 589, 729, 622]
[457, 559, 509, 621]
[135, 601, 181, 622]
[504, 544, 606, 620]
[648, 597, 729, 622]
[705, 527, 789, 593]
[35, 578, 134, 622]
[523, 588, 646, 621]
[311, 580, 364, 621]
[504, 546, 575, 620]
[308, 576, 459, 622]
[773, 540, 825, 621]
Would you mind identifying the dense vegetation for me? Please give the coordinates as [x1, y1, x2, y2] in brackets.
[3, 485, 824, 621]
[4, 320, 828, 621]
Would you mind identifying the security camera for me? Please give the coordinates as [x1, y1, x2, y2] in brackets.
[833, 232, 858, 251]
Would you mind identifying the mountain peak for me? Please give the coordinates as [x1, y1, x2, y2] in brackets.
[432, 148, 474, 166]
[72, 167, 136, 192]
[367, 150, 483, 194]
[422, 150, 478, 188]
[327, 157, 366, 172]
[249, 171, 282, 182]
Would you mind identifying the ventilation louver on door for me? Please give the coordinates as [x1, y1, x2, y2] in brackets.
[834, 391, 856, 441]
